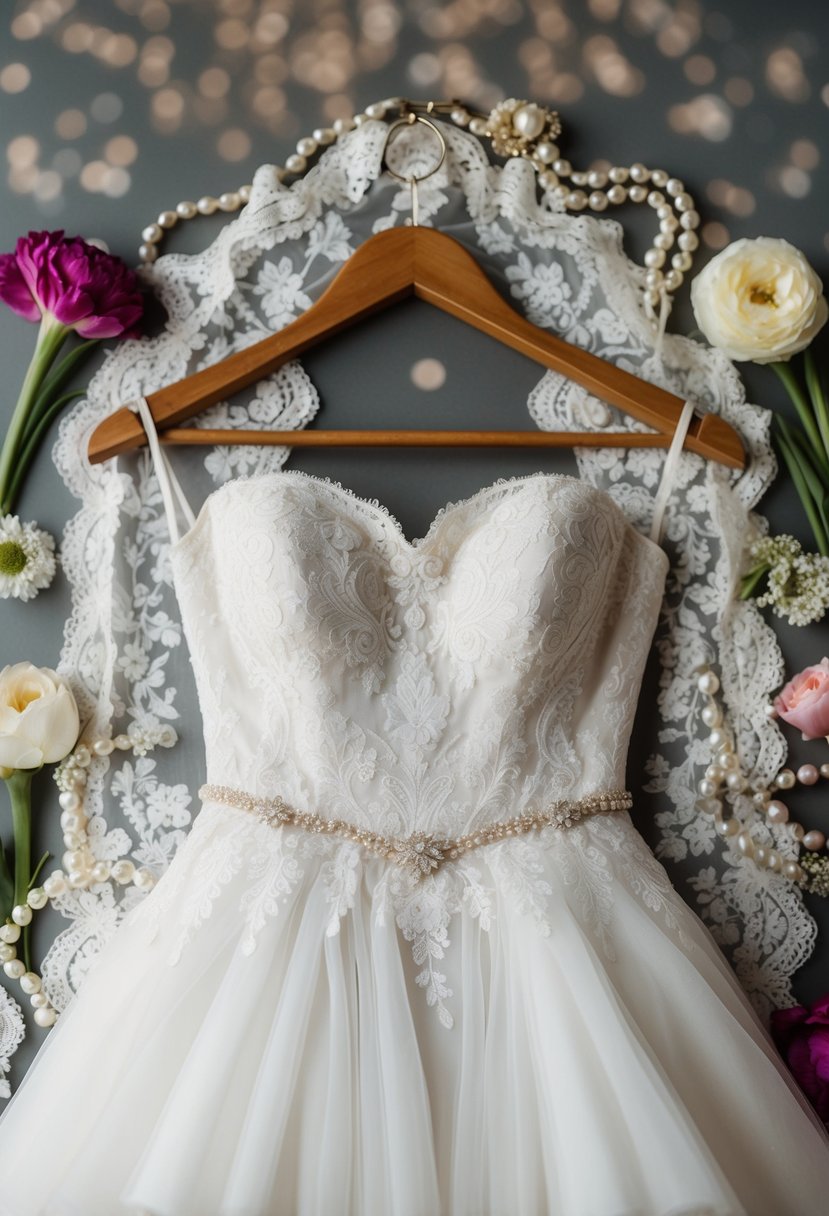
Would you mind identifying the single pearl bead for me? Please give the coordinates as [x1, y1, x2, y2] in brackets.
[513, 102, 546, 139]
[0, 944, 16, 963]
[717, 750, 737, 771]
[701, 704, 721, 728]
[767, 849, 782, 871]
[737, 830, 755, 856]
[285, 153, 307, 174]
[93, 738, 114, 756]
[570, 171, 587, 186]
[296, 137, 318, 157]
[111, 859, 135, 884]
[697, 670, 720, 695]
[704, 764, 723, 782]
[629, 184, 649, 203]
[59, 791, 81, 812]
[34, 1007, 57, 1028]
[566, 190, 587, 210]
[142, 222, 163, 243]
[607, 184, 627, 204]
[680, 209, 700, 228]
[218, 192, 239, 211]
[238, 183, 252, 202]
[647, 190, 665, 208]
[609, 166, 629, 182]
[11, 905, 32, 926]
[133, 867, 156, 890]
[30, 991, 48, 1008]
[678, 230, 699, 251]
[138, 243, 157, 263]
[708, 728, 726, 749]
[645, 269, 663, 288]
[797, 764, 819, 786]
[157, 209, 177, 228]
[114, 734, 131, 750]
[538, 170, 559, 190]
[535, 140, 558, 164]
[63, 850, 85, 872]
[43, 872, 66, 898]
[672, 251, 693, 272]
[364, 102, 387, 120]
[754, 845, 769, 867]
[725, 771, 746, 792]
[313, 127, 336, 145]
[753, 789, 770, 807]
[90, 862, 111, 884]
[664, 269, 684, 290]
[821, 763, 829, 779]
[698, 778, 718, 798]
[644, 248, 666, 268]
[67, 869, 89, 888]
[659, 216, 679, 234]
[60, 811, 83, 833]
[469, 116, 489, 136]
[784, 859, 802, 880]
[587, 169, 608, 188]
[196, 195, 218, 215]
[716, 817, 740, 837]
[767, 800, 789, 824]
[333, 116, 355, 134]
[588, 191, 608, 211]
[27, 888, 47, 910]
[553, 158, 571, 175]
[176, 200, 197, 219]
[3, 959, 26, 979]
[774, 768, 796, 790]
[803, 830, 826, 851]
[20, 972, 41, 995]
[654, 233, 674, 251]
[675, 192, 694, 210]
[792, 823, 805, 841]
[450, 108, 469, 126]
[629, 162, 650, 182]
[0, 923, 21, 944]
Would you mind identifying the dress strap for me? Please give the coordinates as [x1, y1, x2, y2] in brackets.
[649, 398, 698, 546]
[125, 397, 197, 546]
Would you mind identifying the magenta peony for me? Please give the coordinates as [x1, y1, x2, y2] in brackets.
[0, 229, 143, 339]
[773, 657, 829, 740]
[771, 992, 829, 1122]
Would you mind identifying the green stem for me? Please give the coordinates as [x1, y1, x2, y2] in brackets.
[775, 419, 829, 555]
[770, 359, 829, 482]
[804, 348, 829, 471]
[3, 767, 36, 973]
[0, 316, 70, 515]
[17, 339, 99, 452]
[739, 563, 770, 599]
[3, 390, 85, 511]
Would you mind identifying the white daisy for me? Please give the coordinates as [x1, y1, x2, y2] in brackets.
[0, 515, 57, 602]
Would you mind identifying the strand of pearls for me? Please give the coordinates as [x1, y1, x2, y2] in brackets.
[693, 666, 825, 885]
[0, 725, 174, 1030]
[135, 96, 698, 316]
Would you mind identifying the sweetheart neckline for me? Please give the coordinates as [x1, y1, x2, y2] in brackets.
[167, 466, 671, 571]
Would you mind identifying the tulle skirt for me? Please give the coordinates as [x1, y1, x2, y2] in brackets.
[1, 796, 828, 1216]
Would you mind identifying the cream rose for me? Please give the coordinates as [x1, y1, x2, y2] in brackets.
[690, 236, 828, 363]
[0, 661, 80, 770]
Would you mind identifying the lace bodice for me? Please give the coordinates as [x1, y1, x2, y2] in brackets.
[171, 468, 670, 838]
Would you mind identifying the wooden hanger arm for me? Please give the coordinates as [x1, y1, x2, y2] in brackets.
[88, 226, 745, 469]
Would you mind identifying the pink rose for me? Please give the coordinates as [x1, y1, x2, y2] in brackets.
[773, 657, 829, 740]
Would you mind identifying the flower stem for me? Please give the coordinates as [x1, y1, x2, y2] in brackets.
[804, 348, 829, 470]
[774, 418, 829, 555]
[4, 390, 85, 511]
[0, 317, 70, 516]
[771, 359, 829, 482]
[3, 768, 35, 973]
[739, 562, 770, 600]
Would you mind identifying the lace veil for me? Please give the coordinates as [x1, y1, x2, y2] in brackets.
[27, 117, 812, 1070]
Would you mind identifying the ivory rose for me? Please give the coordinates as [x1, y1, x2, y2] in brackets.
[773, 657, 829, 741]
[0, 662, 80, 770]
[690, 237, 828, 364]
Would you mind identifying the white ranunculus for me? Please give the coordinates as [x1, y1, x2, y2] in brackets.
[0, 662, 80, 770]
[690, 236, 828, 364]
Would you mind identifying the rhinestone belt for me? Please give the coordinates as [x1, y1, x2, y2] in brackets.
[198, 783, 633, 881]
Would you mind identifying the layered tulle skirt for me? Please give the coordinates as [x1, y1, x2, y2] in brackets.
[1, 794, 828, 1216]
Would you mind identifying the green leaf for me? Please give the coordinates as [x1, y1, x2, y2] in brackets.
[18, 340, 99, 450]
[774, 419, 829, 555]
[771, 359, 829, 481]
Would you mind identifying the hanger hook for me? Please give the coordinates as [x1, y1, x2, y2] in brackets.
[381, 113, 447, 227]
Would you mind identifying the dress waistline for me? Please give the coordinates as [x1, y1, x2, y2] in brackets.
[198, 783, 633, 881]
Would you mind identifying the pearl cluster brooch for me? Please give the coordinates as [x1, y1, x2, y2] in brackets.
[135, 96, 698, 323]
[693, 666, 829, 889]
[0, 723, 176, 1029]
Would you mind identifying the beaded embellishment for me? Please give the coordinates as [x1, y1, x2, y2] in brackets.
[198, 783, 633, 881]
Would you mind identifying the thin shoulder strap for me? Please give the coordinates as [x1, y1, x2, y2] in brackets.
[649, 398, 698, 546]
[124, 397, 197, 546]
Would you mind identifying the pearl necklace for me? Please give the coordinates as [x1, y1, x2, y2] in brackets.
[694, 666, 829, 889]
[135, 96, 700, 321]
[0, 727, 169, 1030]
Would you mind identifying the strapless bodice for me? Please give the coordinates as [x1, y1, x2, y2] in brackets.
[168, 469, 668, 842]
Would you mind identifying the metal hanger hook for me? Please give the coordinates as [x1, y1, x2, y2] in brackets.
[381, 113, 447, 226]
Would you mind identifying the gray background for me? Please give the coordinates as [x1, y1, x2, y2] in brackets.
[1, 0, 828, 1081]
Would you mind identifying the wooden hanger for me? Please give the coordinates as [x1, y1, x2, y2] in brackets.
[88, 119, 744, 470]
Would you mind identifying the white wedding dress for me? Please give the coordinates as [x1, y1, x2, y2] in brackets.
[1, 394, 829, 1216]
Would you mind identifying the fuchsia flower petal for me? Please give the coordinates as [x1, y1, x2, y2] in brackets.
[771, 993, 829, 1122]
[0, 229, 143, 338]
[0, 253, 42, 322]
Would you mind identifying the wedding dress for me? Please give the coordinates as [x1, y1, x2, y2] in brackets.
[1, 393, 828, 1216]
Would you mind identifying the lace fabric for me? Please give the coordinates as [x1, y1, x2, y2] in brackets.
[20, 116, 807, 1095]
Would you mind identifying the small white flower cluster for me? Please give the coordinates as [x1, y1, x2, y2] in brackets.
[0, 515, 57, 602]
[750, 534, 829, 626]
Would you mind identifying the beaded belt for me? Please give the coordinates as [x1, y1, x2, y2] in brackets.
[198, 783, 633, 881]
